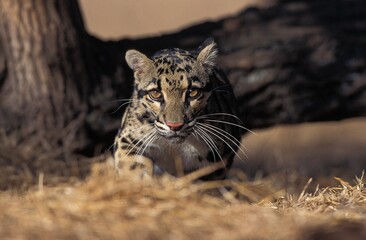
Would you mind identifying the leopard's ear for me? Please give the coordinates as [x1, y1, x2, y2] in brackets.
[125, 50, 153, 77]
[197, 38, 218, 72]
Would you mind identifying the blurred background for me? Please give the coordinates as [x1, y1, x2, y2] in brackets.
[80, 0, 366, 184]
[79, 0, 270, 39]
[0, 0, 365, 189]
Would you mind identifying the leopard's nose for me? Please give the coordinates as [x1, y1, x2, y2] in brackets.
[166, 121, 184, 131]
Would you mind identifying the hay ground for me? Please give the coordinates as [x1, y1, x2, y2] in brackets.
[0, 156, 365, 240]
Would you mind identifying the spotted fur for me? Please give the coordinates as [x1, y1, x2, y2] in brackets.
[114, 38, 241, 179]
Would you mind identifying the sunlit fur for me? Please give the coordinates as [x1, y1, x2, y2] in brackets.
[114, 38, 244, 180]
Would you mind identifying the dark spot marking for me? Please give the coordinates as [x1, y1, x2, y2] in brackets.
[184, 65, 192, 73]
[190, 76, 201, 82]
[137, 89, 148, 99]
[121, 145, 130, 150]
[157, 68, 164, 75]
[130, 162, 145, 170]
[121, 137, 130, 144]
[137, 111, 151, 123]
[146, 98, 154, 103]
[157, 79, 161, 90]
[170, 65, 176, 73]
[198, 156, 203, 162]
[184, 57, 194, 63]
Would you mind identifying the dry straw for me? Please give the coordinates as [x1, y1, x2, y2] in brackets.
[0, 153, 365, 239]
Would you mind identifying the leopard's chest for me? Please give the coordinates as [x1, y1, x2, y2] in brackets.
[146, 135, 211, 176]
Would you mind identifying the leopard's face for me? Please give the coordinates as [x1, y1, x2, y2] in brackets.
[126, 41, 217, 143]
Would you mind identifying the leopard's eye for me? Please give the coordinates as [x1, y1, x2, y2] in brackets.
[148, 90, 163, 100]
[188, 89, 201, 99]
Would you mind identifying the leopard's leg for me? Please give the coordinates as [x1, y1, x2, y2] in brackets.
[114, 147, 154, 178]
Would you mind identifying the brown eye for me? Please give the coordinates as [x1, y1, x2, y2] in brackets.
[189, 89, 201, 99]
[148, 90, 162, 100]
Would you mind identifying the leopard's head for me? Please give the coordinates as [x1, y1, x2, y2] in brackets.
[125, 39, 218, 143]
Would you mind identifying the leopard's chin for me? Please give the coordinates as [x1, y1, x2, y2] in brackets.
[164, 135, 186, 144]
[163, 134, 187, 144]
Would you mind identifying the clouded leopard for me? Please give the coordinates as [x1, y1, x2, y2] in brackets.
[114, 38, 244, 180]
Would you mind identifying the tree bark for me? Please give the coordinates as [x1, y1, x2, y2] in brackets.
[0, 0, 124, 186]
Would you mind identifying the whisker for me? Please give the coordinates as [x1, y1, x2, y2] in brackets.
[135, 130, 156, 156]
[108, 142, 116, 151]
[194, 128, 217, 163]
[128, 123, 154, 135]
[122, 124, 154, 154]
[197, 112, 244, 125]
[197, 122, 247, 151]
[126, 128, 156, 156]
[111, 99, 142, 114]
[110, 98, 136, 103]
[197, 124, 244, 162]
[112, 101, 134, 114]
[192, 131, 199, 140]
[139, 131, 157, 158]
[212, 89, 233, 95]
[152, 135, 163, 153]
[132, 130, 157, 165]
[122, 123, 154, 153]
[202, 119, 256, 135]
[210, 84, 230, 92]
[109, 122, 152, 151]
[197, 122, 248, 161]
[195, 126, 225, 168]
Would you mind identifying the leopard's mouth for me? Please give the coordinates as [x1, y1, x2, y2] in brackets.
[154, 120, 194, 144]
[158, 130, 190, 144]
[165, 135, 186, 144]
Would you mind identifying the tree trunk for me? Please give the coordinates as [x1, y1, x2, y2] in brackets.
[0, 0, 123, 186]
[0, 0, 129, 188]
[0, 0, 86, 148]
